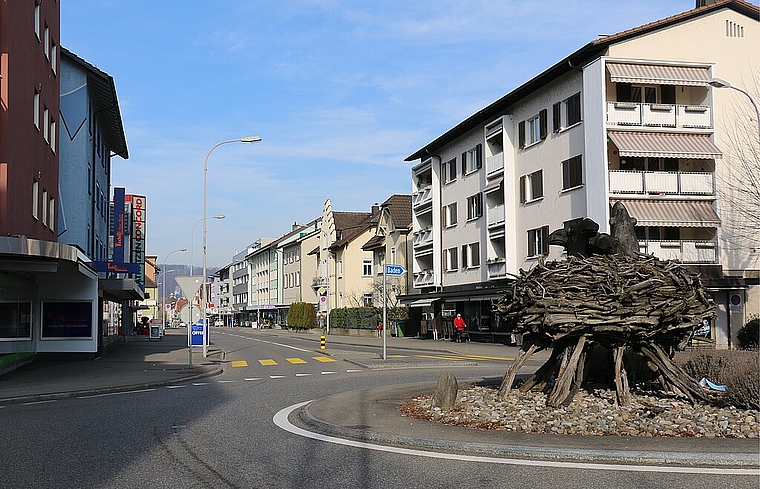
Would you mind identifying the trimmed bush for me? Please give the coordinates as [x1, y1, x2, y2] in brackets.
[329, 307, 377, 330]
[287, 302, 316, 330]
[737, 317, 759, 350]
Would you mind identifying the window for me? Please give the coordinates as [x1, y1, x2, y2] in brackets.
[442, 158, 457, 184]
[33, 90, 40, 129]
[527, 226, 550, 258]
[44, 25, 50, 59]
[51, 41, 57, 75]
[362, 258, 372, 277]
[444, 247, 459, 271]
[519, 109, 547, 148]
[49, 119, 56, 152]
[48, 198, 55, 232]
[519, 170, 543, 203]
[338, 259, 343, 278]
[34, 4, 40, 40]
[443, 202, 457, 228]
[462, 144, 482, 175]
[461, 242, 480, 268]
[32, 181, 39, 219]
[617, 83, 675, 105]
[466, 193, 483, 220]
[562, 155, 583, 190]
[553, 92, 582, 132]
[43, 107, 49, 142]
[42, 189, 48, 226]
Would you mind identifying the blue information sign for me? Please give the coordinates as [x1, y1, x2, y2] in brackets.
[190, 321, 209, 346]
[385, 265, 405, 276]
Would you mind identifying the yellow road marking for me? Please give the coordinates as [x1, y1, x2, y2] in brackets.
[258, 359, 278, 366]
[286, 357, 307, 364]
[388, 354, 408, 358]
[458, 355, 515, 361]
[312, 356, 336, 363]
[231, 361, 248, 368]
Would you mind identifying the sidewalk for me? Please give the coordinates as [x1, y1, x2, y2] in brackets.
[0, 329, 221, 404]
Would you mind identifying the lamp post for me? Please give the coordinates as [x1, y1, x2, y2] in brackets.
[162, 248, 186, 335]
[709, 78, 760, 138]
[190, 215, 225, 277]
[202, 136, 262, 358]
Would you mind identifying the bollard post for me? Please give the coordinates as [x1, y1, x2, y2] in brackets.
[320, 335, 326, 350]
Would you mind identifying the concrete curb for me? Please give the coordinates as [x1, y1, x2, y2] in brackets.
[297, 384, 760, 468]
[0, 365, 223, 405]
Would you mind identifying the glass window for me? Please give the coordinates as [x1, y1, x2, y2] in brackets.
[562, 155, 583, 189]
[362, 258, 372, 277]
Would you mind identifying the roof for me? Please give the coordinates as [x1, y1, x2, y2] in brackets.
[329, 194, 413, 251]
[60, 47, 129, 159]
[405, 0, 759, 162]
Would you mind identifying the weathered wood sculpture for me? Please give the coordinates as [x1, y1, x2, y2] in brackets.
[496, 203, 715, 407]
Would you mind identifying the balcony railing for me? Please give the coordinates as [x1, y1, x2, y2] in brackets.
[609, 170, 714, 196]
[413, 270, 435, 287]
[413, 186, 433, 209]
[486, 153, 504, 175]
[607, 102, 711, 129]
[487, 260, 507, 279]
[311, 276, 328, 288]
[487, 204, 505, 227]
[639, 240, 717, 263]
[413, 228, 434, 248]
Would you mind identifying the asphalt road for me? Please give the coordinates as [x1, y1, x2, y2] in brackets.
[0, 330, 756, 489]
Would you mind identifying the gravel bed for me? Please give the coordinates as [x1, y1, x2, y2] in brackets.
[400, 385, 759, 438]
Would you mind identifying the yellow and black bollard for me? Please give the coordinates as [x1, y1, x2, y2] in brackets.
[320, 335, 326, 350]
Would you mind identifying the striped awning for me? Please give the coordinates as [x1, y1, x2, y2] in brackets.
[483, 177, 503, 193]
[608, 131, 722, 159]
[606, 63, 711, 86]
[613, 199, 720, 227]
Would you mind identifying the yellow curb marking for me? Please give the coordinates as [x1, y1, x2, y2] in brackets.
[286, 357, 307, 364]
[417, 354, 467, 361]
[458, 355, 515, 361]
[312, 356, 336, 363]
[258, 359, 278, 366]
[231, 361, 249, 368]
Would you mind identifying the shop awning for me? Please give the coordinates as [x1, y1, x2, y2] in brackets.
[608, 131, 722, 159]
[606, 63, 711, 86]
[614, 199, 720, 227]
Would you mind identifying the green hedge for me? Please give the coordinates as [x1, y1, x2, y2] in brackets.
[287, 302, 317, 330]
[329, 307, 378, 330]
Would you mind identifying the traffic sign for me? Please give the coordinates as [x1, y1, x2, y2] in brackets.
[385, 265, 405, 276]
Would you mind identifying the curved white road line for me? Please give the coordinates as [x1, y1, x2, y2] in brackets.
[273, 401, 759, 476]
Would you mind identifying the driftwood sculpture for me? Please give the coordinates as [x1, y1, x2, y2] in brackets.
[496, 203, 715, 407]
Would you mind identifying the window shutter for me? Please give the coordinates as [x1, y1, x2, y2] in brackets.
[476, 144, 482, 169]
[462, 152, 467, 175]
[519, 175, 526, 203]
[539, 109, 548, 140]
[532, 170, 543, 199]
[553, 102, 561, 132]
[518, 121, 525, 148]
[461, 244, 468, 268]
[443, 249, 448, 271]
[442, 205, 447, 227]
[541, 225, 550, 255]
[477, 193, 483, 217]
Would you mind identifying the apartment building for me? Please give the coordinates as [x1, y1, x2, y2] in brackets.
[405, 0, 759, 347]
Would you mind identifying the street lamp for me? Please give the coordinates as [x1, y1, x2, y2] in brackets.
[162, 248, 186, 337]
[190, 215, 225, 277]
[709, 78, 760, 138]
[202, 136, 262, 358]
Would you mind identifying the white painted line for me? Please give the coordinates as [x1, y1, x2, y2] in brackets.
[269, 375, 286, 379]
[273, 401, 760, 476]
[192, 382, 210, 386]
[244, 378, 263, 381]
[321, 371, 336, 375]
[295, 373, 312, 377]
[78, 389, 156, 399]
[21, 399, 58, 405]
[166, 385, 187, 389]
[217, 380, 236, 383]
[346, 369, 362, 373]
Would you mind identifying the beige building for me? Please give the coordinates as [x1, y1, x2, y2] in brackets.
[405, 0, 759, 346]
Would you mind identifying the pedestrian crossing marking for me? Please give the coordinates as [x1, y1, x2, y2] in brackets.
[312, 356, 337, 363]
[231, 360, 249, 367]
[286, 357, 307, 364]
[259, 359, 278, 366]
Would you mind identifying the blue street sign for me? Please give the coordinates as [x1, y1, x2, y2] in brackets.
[385, 265, 405, 276]
[190, 321, 209, 346]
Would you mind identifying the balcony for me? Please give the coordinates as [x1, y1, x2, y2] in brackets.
[486, 153, 504, 175]
[607, 102, 711, 129]
[487, 260, 507, 279]
[413, 186, 433, 209]
[413, 228, 434, 248]
[609, 170, 714, 196]
[639, 239, 717, 263]
[311, 276, 328, 288]
[487, 204, 505, 227]
[413, 269, 435, 288]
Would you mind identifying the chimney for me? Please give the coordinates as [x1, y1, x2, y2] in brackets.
[371, 203, 380, 215]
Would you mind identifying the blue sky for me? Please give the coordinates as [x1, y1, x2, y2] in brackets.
[61, 1, 701, 269]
